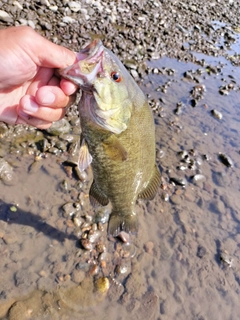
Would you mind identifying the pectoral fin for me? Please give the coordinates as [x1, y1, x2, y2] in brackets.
[78, 138, 92, 172]
[138, 164, 161, 200]
[89, 180, 109, 207]
[102, 135, 128, 161]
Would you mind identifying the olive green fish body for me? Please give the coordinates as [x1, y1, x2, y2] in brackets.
[59, 40, 160, 236]
[79, 91, 158, 236]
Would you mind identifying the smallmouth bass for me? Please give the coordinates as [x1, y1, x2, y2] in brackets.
[59, 40, 160, 237]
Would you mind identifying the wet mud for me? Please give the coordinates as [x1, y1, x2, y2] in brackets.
[1, 0, 240, 319]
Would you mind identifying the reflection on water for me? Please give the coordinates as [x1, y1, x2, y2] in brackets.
[1, 52, 240, 319]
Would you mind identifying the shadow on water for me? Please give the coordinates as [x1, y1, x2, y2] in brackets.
[0, 200, 78, 242]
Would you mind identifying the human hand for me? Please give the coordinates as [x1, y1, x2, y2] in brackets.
[0, 26, 78, 129]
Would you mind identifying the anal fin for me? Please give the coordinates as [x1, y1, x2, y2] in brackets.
[89, 180, 109, 207]
[138, 164, 161, 200]
[108, 212, 138, 237]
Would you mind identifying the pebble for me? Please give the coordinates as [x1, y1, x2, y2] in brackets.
[130, 69, 139, 78]
[49, 5, 58, 12]
[192, 174, 206, 184]
[211, 109, 222, 120]
[0, 10, 12, 22]
[170, 177, 187, 187]
[95, 277, 110, 294]
[39, 270, 48, 277]
[88, 230, 101, 243]
[18, 18, 28, 26]
[0, 158, 15, 185]
[81, 239, 93, 250]
[41, 0, 50, 5]
[220, 250, 233, 267]
[61, 202, 77, 217]
[94, 207, 110, 224]
[161, 191, 169, 202]
[62, 16, 77, 24]
[68, 1, 81, 12]
[156, 149, 165, 159]
[46, 119, 71, 136]
[218, 153, 233, 168]
[118, 231, 130, 243]
[115, 261, 130, 275]
[13, 1, 23, 10]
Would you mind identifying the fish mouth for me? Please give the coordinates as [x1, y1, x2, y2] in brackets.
[58, 39, 104, 90]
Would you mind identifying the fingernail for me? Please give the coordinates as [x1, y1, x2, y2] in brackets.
[41, 92, 55, 104]
[22, 98, 39, 114]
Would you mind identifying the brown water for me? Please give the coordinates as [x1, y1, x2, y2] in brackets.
[0, 53, 240, 320]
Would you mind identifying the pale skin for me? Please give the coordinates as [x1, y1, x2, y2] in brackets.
[0, 26, 78, 129]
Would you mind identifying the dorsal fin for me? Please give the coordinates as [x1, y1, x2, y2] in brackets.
[138, 164, 161, 200]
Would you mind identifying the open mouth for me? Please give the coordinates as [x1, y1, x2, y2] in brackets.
[58, 40, 104, 87]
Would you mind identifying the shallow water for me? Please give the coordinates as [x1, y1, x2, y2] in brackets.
[0, 53, 240, 320]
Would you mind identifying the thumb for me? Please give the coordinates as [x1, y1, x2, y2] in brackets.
[24, 27, 77, 69]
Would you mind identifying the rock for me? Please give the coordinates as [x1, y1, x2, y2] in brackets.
[18, 18, 28, 25]
[68, 1, 81, 12]
[95, 277, 110, 294]
[49, 5, 58, 12]
[0, 10, 12, 22]
[62, 16, 77, 24]
[46, 119, 71, 136]
[0, 158, 16, 185]
[27, 20, 35, 29]
[13, 1, 23, 10]
[211, 109, 222, 120]
[130, 69, 139, 78]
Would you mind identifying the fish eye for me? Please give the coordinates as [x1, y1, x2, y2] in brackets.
[111, 71, 122, 83]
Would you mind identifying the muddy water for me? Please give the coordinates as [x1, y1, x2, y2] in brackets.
[0, 53, 240, 320]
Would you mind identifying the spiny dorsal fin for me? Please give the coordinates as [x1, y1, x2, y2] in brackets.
[89, 180, 109, 207]
[102, 135, 128, 161]
[138, 164, 161, 200]
[78, 138, 92, 172]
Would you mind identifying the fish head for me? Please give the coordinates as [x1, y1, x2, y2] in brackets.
[59, 40, 145, 134]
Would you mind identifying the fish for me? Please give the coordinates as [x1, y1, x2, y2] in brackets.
[59, 40, 161, 237]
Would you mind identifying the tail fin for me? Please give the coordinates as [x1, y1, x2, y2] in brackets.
[108, 212, 138, 237]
